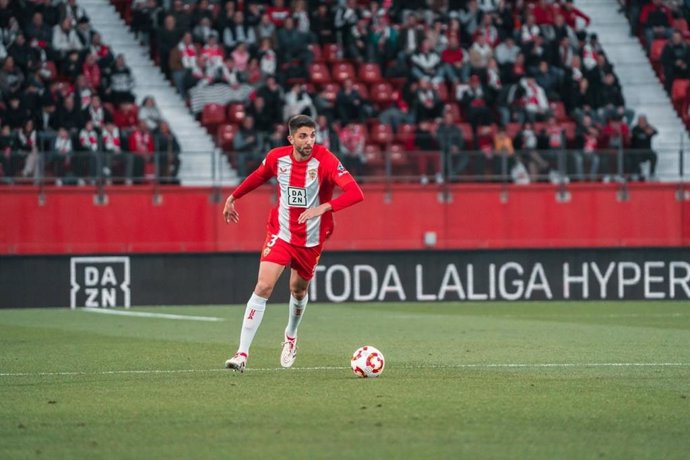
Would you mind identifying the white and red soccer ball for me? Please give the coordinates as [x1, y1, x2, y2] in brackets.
[351, 346, 385, 378]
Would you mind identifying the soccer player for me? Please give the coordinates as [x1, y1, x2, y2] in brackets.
[222, 115, 364, 372]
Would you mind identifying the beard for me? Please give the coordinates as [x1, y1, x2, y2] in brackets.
[295, 145, 312, 158]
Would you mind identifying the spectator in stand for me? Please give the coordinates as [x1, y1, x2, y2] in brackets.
[78, 119, 99, 180]
[629, 114, 658, 180]
[346, 17, 369, 62]
[276, 16, 312, 80]
[312, 2, 336, 45]
[132, 0, 157, 44]
[469, 33, 493, 78]
[396, 12, 424, 58]
[492, 125, 516, 181]
[460, 74, 493, 128]
[495, 36, 520, 77]
[520, 13, 541, 46]
[338, 122, 367, 179]
[542, 115, 567, 177]
[191, 0, 214, 31]
[574, 114, 601, 181]
[504, 51, 527, 84]
[89, 32, 114, 70]
[139, 96, 162, 132]
[370, 16, 399, 68]
[106, 54, 135, 104]
[215, 1, 236, 35]
[155, 120, 180, 183]
[246, 96, 274, 151]
[378, 90, 414, 131]
[56, 94, 83, 134]
[52, 17, 83, 58]
[257, 37, 277, 79]
[413, 120, 442, 184]
[640, 0, 673, 51]
[411, 39, 444, 85]
[26, 12, 52, 49]
[661, 31, 690, 92]
[101, 121, 126, 182]
[534, 60, 562, 101]
[231, 42, 250, 78]
[193, 17, 214, 44]
[283, 83, 316, 121]
[16, 119, 39, 179]
[170, 0, 191, 34]
[315, 114, 340, 154]
[426, 19, 449, 54]
[128, 120, 154, 182]
[256, 76, 284, 127]
[256, 13, 277, 42]
[157, 15, 180, 78]
[0, 124, 15, 179]
[267, 0, 291, 27]
[602, 114, 630, 176]
[570, 77, 598, 124]
[336, 78, 366, 124]
[458, 0, 481, 45]
[50, 127, 73, 183]
[174, 32, 196, 96]
[415, 78, 443, 122]
[75, 17, 94, 49]
[0, 55, 24, 97]
[85, 95, 109, 132]
[202, 33, 225, 76]
[520, 76, 551, 122]
[441, 35, 469, 84]
[222, 10, 257, 53]
[561, 0, 590, 31]
[436, 109, 467, 179]
[233, 115, 261, 178]
[60, 50, 82, 82]
[597, 72, 634, 125]
[82, 53, 102, 90]
[513, 121, 550, 181]
[113, 101, 138, 130]
[475, 12, 499, 48]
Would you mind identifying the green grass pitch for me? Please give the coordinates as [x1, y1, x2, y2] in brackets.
[1, 301, 689, 459]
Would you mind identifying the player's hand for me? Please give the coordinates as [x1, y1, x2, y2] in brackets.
[223, 196, 239, 224]
[298, 203, 331, 224]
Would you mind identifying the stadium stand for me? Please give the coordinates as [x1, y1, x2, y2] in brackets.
[1, 0, 689, 185]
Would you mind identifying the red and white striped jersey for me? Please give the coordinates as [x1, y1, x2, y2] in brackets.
[232, 144, 362, 247]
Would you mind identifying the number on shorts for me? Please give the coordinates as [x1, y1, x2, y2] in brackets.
[267, 234, 279, 248]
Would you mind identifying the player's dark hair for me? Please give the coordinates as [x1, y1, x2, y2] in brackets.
[288, 115, 316, 135]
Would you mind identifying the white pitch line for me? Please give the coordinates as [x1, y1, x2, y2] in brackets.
[80, 308, 224, 322]
[1, 363, 689, 377]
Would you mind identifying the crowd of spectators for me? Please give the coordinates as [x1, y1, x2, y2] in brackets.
[129, 0, 659, 182]
[0, 0, 181, 185]
[626, 1, 690, 147]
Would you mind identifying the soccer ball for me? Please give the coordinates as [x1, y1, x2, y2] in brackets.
[351, 346, 385, 378]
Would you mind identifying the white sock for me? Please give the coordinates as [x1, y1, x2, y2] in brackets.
[285, 294, 308, 340]
[237, 293, 267, 355]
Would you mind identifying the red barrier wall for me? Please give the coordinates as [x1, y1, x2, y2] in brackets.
[1, 183, 688, 254]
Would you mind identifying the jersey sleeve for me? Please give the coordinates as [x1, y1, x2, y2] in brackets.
[324, 151, 364, 212]
[231, 151, 276, 199]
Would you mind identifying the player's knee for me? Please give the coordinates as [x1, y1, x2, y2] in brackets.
[290, 286, 308, 300]
[254, 280, 274, 298]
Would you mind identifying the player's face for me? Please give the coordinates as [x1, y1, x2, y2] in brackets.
[289, 127, 316, 161]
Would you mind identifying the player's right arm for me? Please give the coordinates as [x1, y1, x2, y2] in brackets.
[223, 153, 276, 224]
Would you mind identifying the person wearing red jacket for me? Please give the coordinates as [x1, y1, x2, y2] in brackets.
[222, 115, 364, 373]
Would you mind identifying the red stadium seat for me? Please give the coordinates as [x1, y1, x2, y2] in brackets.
[352, 81, 369, 99]
[458, 123, 474, 145]
[319, 82, 340, 102]
[309, 62, 332, 85]
[550, 101, 568, 121]
[650, 39, 667, 63]
[389, 143, 413, 176]
[358, 63, 383, 84]
[309, 43, 323, 62]
[395, 123, 416, 145]
[201, 103, 226, 133]
[331, 61, 355, 83]
[364, 144, 385, 175]
[436, 83, 450, 102]
[674, 18, 689, 36]
[369, 122, 394, 147]
[672, 79, 690, 106]
[370, 81, 394, 108]
[217, 124, 238, 150]
[322, 43, 341, 63]
[226, 103, 246, 124]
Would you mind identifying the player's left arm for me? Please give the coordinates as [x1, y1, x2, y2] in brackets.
[297, 162, 364, 224]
